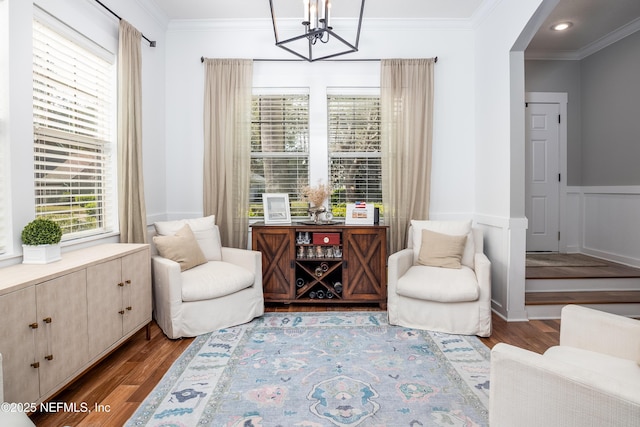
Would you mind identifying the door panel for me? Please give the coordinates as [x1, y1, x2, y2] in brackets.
[526, 102, 560, 252]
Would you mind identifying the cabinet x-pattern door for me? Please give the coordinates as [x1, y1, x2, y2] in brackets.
[253, 227, 294, 300]
[343, 228, 387, 302]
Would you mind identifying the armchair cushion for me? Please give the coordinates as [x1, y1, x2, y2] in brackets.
[154, 215, 222, 261]
[410, 219, 475, 268]
[396, 265, 479, 302]
[181, 261, 255, 302]
[417, 229, 467, 268]
[152, 224, 207, 271]
[544, 346, 640, 387]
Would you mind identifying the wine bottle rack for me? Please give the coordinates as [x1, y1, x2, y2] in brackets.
[252, 223, 388, 307]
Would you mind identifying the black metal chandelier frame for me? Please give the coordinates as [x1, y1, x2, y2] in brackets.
[268, 0, 366, 62]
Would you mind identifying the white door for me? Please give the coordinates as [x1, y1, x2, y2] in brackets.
[526, 102, 560, 252]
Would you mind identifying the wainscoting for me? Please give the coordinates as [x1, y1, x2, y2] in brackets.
[564, 186, 640, 267]
[525, 185, 640, 319]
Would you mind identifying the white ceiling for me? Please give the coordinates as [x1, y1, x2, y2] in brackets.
[151, 0, 640, 58]
[151, 0, 483, 20]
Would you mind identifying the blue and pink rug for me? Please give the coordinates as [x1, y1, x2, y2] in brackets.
[126, 312, 490, 427]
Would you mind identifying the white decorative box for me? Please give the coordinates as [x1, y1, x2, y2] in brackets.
[22, 244, 62, 264]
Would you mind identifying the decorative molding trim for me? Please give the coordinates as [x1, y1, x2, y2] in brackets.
[526, 17, 640, 61]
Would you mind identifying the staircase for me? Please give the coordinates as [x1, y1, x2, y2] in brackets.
[525, 254, 640, 319]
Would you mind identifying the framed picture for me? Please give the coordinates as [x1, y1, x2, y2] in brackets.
[345, 202, 375, 225]
[262, 193, 292, 224]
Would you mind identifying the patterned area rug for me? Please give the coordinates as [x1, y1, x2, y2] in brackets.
[126, 312, 490, 427]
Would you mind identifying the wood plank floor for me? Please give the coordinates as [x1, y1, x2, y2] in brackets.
[29, 307, 560, 427]
[526, 254, 640, 279]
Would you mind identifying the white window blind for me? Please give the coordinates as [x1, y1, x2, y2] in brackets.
[251, 93, 309, 217]
[0, 134, 6, 255]
[327, 94, 382, 215]
[32, 19, 115, 239]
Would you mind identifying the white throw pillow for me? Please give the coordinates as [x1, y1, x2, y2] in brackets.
[410, 220, 475, 269]
[154, 215, 222, 261]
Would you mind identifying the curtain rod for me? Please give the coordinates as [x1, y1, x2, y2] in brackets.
[201, 56, 437, 63]
[94, 0, 156, 47]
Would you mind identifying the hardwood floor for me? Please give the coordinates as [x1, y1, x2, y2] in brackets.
[526, 253, 640, 280]
[28, 307, 560, 427]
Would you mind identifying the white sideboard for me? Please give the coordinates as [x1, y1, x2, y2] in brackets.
[0, 243, 151, 404]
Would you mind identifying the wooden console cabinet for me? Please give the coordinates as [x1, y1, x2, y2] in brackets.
[0, 244, 151, 404]
[251, 223, 388, 306]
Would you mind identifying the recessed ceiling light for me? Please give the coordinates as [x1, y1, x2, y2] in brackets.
[551, 22, 573, 31]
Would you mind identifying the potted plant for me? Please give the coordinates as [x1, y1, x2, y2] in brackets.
[21, 218, 63, 264]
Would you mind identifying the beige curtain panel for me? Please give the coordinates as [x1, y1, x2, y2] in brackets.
[381, 58, 435, 254]
[118, 20, 148, 244]
[203, 58, 253, 248]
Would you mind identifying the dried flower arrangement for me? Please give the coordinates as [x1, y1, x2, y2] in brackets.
[300, 182, 332, 207]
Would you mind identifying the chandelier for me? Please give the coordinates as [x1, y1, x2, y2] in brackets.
[268, 0, 366, 62]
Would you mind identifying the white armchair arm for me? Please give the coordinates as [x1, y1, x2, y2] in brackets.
[151, 255, 183, 339]
[387, 249, 414, 293]
[474, 252, 491, 300]
[560, 304, 640, 361]
[490, 342, 640, 427]
[221, 247, 263, 292]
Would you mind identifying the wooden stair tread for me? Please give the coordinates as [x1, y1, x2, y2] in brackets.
[526, 254, 640, 280]
[526, 290, 640, 305]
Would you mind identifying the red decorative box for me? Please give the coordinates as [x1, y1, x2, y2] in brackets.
[312, 233, 340, 245]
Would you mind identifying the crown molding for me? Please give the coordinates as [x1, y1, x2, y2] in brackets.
[526, 16, 640, 61]
[577, 16, 640, 59]
[134, 0, 170, 29]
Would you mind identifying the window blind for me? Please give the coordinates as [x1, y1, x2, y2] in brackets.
[33, 19, 115, 239]
[0, 137, 6, 254]
[251, 94, 309, 217]
[327, 94, 382, 210]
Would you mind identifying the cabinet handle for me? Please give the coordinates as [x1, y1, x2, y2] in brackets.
[31, 362, 40, 369]
[119, 310, 125, 315]
[126, 306, 132, 311]
[29, 322, 39, 329]
[43, 317, 52, 324]
[44, 355, 54, 361]
[118, 282, 125, 287]
[125, 279, 131, 285]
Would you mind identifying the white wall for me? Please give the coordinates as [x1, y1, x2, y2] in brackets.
[1, 0, 168, 267]
[474, 0, 545, 321]
[4, 0, 556, 321]
[164, 19, 478, 221]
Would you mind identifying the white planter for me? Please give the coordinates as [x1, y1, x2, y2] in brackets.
[22, 244, 62, 264]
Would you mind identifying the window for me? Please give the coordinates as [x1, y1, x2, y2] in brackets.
[32, 19, 115, 240]
[250, 92, 309, 217]
[0, 2, 8, 254]
[327, 93, 382, 217]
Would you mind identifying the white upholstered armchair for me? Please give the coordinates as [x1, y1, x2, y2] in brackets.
[490, 305, 640, 427]
[387, 220, 492, 336]
[150, 216, 264, 339]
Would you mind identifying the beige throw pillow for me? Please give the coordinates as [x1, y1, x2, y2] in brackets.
[417, 229, 467, 269]
[153, 224, 207, 271]
[154, 215, 222, 261]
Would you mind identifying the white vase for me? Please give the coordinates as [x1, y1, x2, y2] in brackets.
[22, 244, 62, 264]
